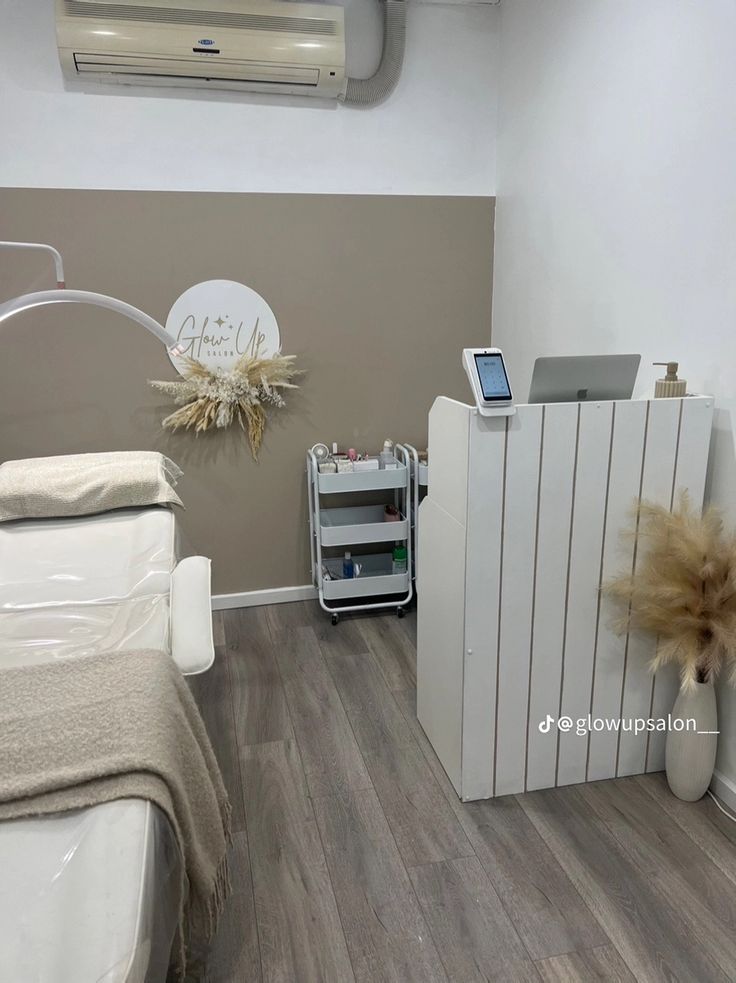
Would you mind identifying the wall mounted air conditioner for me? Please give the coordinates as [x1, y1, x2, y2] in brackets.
[55, 0, 346, 98]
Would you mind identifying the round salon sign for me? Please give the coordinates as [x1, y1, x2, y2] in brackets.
[166, 279, 280, 375]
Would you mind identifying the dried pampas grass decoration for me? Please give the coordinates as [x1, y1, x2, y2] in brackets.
[604, 493, 736, 691]
[150, 344, 299, 460]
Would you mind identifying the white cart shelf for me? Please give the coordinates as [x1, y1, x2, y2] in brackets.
[320, 505, 409, 547]
[317, 466, 408, 494]
[321, 553, 410, 600]
[307, 446, 414, 624]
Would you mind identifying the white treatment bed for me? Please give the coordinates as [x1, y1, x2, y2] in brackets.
[0, 505, 214, 983]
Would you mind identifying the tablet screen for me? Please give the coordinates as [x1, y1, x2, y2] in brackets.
[474, 353, 511, 401]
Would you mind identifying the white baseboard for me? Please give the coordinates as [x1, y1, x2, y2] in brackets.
[211, 584, 317, 611]
[711, 768, 736, 813]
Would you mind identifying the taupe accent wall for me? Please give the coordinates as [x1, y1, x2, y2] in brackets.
[0, 190, 494, 594]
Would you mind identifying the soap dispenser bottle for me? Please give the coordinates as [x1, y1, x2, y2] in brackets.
[653, 361, 687, 398]
[379, 439, 395, 470]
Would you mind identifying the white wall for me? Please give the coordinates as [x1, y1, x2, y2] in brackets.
[0, 0, 498, 195]
[492, 0, 736, 798]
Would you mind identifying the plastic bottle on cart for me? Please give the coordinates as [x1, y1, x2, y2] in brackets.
[392, 543, 407, 575]
[379, 439, 394, 470]
[343, 552, 354, 579]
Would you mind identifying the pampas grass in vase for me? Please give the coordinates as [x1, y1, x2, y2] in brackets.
[604, 492, 736, 800]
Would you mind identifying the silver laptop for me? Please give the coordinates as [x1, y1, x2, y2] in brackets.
[528, 354, 641, 404]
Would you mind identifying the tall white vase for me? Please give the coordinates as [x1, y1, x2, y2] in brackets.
[665, 681, 718, 801]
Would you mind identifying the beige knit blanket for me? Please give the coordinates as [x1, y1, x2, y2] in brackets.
[0, 648, 231, 981]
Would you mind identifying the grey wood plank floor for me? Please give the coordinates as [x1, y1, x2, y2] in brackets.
[191, 603, 736, 983]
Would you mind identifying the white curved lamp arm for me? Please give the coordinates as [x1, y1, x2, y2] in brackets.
[0, 241, 66, 288]
[0, 289, 182, 352]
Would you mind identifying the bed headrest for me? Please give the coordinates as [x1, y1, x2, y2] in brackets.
[0, 451, 183, 523]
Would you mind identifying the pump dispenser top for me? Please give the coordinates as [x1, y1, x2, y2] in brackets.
[653, 361, 687, 398]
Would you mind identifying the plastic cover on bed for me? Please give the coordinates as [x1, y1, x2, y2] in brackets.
[0, 506, 186, 981]
[0, 799, 182, 983]
[0, 506, 178, 667]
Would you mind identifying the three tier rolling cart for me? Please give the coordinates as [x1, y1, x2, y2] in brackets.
[307, 444, 414, 624]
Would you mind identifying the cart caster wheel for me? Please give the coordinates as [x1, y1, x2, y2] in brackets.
[397, 607, 406, 619]
[331, 613, 339, 626]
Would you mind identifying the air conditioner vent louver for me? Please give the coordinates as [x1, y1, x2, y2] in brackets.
[63, 0, 338, 35]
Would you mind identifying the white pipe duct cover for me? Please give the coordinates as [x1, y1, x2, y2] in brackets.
[340, 0, 406, 106]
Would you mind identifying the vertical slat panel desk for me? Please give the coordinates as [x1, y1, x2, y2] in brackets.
[417, 395, 714, 801]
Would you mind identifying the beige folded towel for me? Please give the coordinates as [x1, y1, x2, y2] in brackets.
[0, 451, 183, 521]
[0, 648, 231, 980]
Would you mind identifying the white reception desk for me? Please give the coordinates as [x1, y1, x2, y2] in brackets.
[417, 394, 714, 801]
